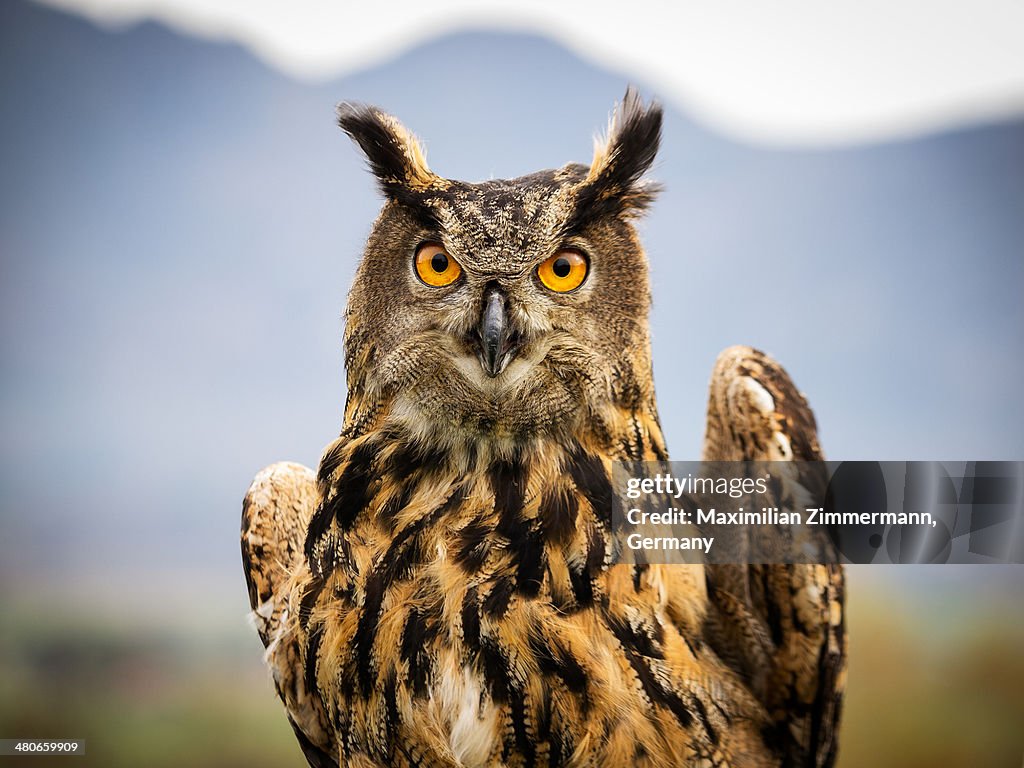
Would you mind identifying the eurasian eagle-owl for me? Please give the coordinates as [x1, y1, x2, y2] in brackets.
[241, 89, 846, 768]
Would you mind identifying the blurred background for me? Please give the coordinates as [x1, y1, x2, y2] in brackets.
[1, 0, 1022, 765]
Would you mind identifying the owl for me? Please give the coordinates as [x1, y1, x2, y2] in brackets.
[241, 89, 845, 768]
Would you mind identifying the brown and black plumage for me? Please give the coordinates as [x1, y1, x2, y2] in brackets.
[241, 89, 845, 767]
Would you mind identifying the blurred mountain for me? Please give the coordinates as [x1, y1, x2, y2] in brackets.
[1, 0, 1022, 598]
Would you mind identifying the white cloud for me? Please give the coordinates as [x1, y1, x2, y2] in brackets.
[36, 0, 1024, 145]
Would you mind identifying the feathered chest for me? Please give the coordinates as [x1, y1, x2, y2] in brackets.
[303, 431, 619, 648]
[289, 430, 753, 768]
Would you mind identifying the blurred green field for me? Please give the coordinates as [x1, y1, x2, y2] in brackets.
[0, 603, 302, 768]
[1, 568, 1021, 767]
[838, 568, 1024, 767]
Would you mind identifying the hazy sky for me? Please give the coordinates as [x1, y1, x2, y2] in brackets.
[37, 0, 1024, 144]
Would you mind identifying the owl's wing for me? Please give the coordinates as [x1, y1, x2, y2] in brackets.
[241, 462, 338, 768]
[700, 346, 846, 768]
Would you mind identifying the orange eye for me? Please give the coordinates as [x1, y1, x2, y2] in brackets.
[414, 242, 462, 287]
[537, 249, 588, 293]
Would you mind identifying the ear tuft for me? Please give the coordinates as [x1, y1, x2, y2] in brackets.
[337, 103, 440, 198]
[571, 87, 662, 228]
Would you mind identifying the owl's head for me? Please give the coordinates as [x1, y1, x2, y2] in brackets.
[340, 89, 663, 452]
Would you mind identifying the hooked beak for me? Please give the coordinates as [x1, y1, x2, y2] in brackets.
[476, 288, 520, 377]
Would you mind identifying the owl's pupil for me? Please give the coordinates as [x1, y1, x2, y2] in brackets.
[431, 252, 449, 273]
[553, 257, 571, 278]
